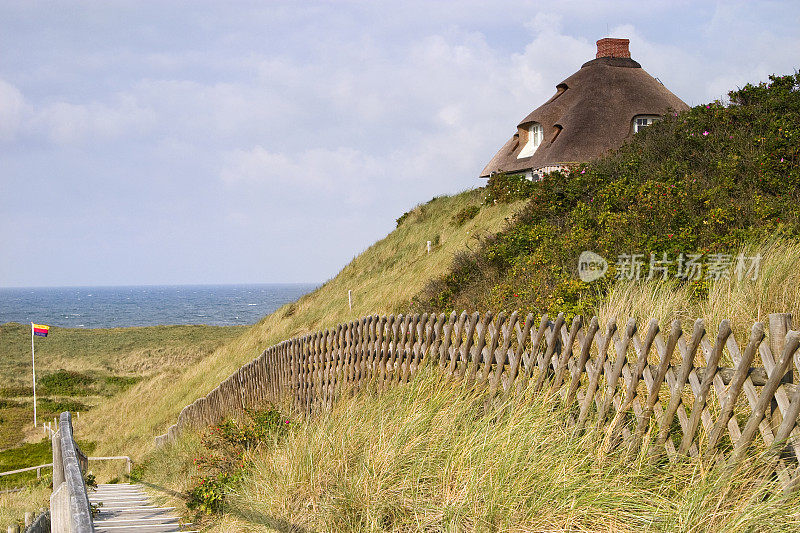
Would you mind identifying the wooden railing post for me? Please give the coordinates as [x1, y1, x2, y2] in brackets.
[51, 428, 63, 487]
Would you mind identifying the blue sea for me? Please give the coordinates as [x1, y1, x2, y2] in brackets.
[0, 284, 318, 328]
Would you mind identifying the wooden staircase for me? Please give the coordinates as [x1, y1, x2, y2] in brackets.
[90, 483, 196, 532]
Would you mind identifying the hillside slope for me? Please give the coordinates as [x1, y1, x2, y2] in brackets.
[80, 189, 523, 457]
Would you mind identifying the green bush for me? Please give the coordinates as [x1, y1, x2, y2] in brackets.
[37, 398, 88, 414]
[451, 205, 481, 226]
[0, 386, 33, 397]
[38, 370, 95, 396]
[187, 406, 291, 515]
[397, 196, 444, 227]
[483, 172, 537, 204]
[396, 210, 412, 227]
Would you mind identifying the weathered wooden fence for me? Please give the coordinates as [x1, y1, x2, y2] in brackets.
[155, 311, 800, 488]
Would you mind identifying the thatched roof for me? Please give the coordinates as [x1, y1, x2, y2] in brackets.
[480, 39, 689, 178]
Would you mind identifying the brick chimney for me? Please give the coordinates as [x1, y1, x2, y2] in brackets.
[596, 38, 630, 58]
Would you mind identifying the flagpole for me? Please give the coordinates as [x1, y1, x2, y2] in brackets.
[31, 322, 37, 428]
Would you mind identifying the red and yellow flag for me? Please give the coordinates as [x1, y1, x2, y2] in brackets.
[32, 324, 50, 337]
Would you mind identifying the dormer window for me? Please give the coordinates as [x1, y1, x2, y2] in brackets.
[633, 115, 660, 133]
[517, 123, 543, 158]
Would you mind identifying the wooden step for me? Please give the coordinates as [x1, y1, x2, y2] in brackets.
[91, 483, 193, 532]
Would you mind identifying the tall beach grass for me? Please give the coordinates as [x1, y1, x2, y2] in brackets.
[596, 237, 800, 338]
[201, 369, 800, 532]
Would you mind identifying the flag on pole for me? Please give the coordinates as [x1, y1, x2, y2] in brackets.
[32, 324, 50, 337]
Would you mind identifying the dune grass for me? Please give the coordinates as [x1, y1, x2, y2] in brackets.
[160, 368, 800, 532]
[78, 189, 524, 462]
[595, 236, 800, 337]
[0, 485, 50, 530]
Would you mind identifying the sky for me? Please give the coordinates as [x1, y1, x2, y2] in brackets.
[1, 1, 798, 287]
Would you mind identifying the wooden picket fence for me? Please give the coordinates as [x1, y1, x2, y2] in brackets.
[155, 311, 800, 488]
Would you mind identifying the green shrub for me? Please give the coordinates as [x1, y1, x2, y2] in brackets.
[483, 172, 537, 204]
[396, 210, 412, 227]
[187, 406, 291, 515]
[0, 387, 32, 397]
[451, 205, 481, 226]
[38, 370, 95, 396]
[103, 376, 140, 388]
[397, 196, 443, 227]
[37, 397, 88, 414]
[100, 375, 141, 396]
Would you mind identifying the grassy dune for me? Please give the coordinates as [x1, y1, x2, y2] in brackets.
[79, 190, 523, 460]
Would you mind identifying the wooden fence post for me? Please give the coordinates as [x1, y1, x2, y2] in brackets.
[770, 313, 794, 382]
[768, 313, 794, 429]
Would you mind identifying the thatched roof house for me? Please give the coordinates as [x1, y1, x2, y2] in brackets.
[480, 38, 689, 180]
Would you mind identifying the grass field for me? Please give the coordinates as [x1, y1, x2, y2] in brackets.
[0, 323, 246, 452]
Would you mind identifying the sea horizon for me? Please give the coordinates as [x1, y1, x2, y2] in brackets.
[0, 283, 319, 329]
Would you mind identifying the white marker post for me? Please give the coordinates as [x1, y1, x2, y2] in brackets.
[30, 322, 37, 428]
[427, 241, 431, 254]
[348, 290, 352, 311]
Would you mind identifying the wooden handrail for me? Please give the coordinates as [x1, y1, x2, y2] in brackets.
[0, 456, 133, 478]
[0, 463, 52, 477]
[51, 412, 93, 533]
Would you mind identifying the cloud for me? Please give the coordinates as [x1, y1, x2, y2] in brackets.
[511, 22, 594, 99]
[0, 79, 25, 141]
[221, 145, 382, 206]
[0, 81, 157, 146]
[30, 96, 156, 145]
